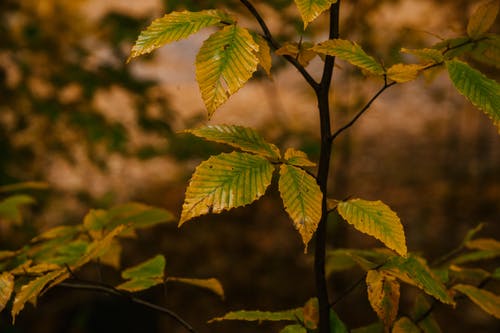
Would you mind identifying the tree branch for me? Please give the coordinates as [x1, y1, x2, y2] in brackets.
[58, 280, 198, 333]
[330, 80, 396, 143]
[239, 0, 319, 89]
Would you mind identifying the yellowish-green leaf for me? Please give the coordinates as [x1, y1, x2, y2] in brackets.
[284, 148, 316, 167]
[180, 152, 273, 225]
[128, 10, 234, 61]
[0, 273, 14, 312]
[11, 269, 65, 322]
[276, 42, 317, 67]
[32, 225, 80, 242]
[446, 59, 500, 133]
[493, 268, 500, 279]
[433, 37, 474, 59]
[452, 249, 500, 264]
[210, 308, 301, 323]
[470, 35, 500, 68]
[392, 317, 420, 333]
[279, 164, 322, 251]
[449, 265, 490, 286]
[196, 25, 259, 117]
[337, 199, 407, 256]
[294, 0, 338, 28]
[453, 284, 500, 319]
[313, 39, 384, 75]
[387, 64, 426, 83]
[366, 270, 400, 329]
[117, 255, 165, 292]
[106, 203, 175, 230]
[329, 309, 349, 333]
[466, 238, 500, 251]
[116, 277, 163, 292]
[168, 277, 224, 298]
[251, 32, 272, 77]
[302, 298, 319, 329]
[185, 124, 280, 159]
[281, 325, 307, 333]
[400, 48, 444, 64]
[0, 195, 35, 225]
[98, 239, 122, 269]
[467, 0, 500, 39]
[410, 294, 442, 333]
[382, 255, 454, 305]
[0, 182, 49, 193]
[25, 263, 61, 274]
[326, 248, 391, 275]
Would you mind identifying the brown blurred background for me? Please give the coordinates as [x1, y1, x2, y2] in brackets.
[0, 0, 499, 332]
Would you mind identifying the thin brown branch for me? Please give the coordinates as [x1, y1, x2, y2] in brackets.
[239, 0, 319, 89]
[58, 280, 198, 333]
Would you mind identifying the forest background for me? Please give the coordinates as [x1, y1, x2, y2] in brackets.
[0, 0, 499, 332]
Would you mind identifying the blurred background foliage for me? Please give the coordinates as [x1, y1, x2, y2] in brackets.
[0, 0, 499, 332]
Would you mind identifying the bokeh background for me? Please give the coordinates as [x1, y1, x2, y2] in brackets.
[1, 0, 499, 332]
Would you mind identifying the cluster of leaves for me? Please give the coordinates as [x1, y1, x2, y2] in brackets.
[0, 183, 223, 323]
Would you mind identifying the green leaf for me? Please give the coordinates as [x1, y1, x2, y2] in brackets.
[446, 59, 500, 133]
[313, 39, 384, 75]
[400, 48, 444, 64]
[392, 317, 420, 333]
[117, 255, 165, 292]
[167, 277, 224, 298]
[382, 255, 454, 305]
[106, 203, 175, 229]
[433, 37, 474, 59]
[326, 248, 391, 275]
[470, 35, 500, 68]
[196, 25, 259, 117]
[0, 195, 35, 225]
[387, 64, 426, 83]
[410, 294, 442, 333]
[43, 240, 89, 266]
[366, 270, 400, 329]
[329, 309, 349, 333]
[452, 250, 500, 264]
[210, 308, 300, 323]
[185, 124, 280, 159]
[128, 10, 234, 61]
[11, 270, 66, 322]
[294, 0, 338, 28]
[284, 148, 316, 167]
[337, 199, 407, 256]
[0, 273, 14, 312]
[279, 164, 322, 251]
[449, 265, 490, 286]
[180, 152, 273, 225]
[280, 325, 307, 333]
[251, 32, 273, 77]
[467, 0, 500, 39]
[453, 284, 500, 319]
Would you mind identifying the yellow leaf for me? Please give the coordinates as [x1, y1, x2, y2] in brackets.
[294, 0, 339, 28]
[0, 273, 14, 312]
[251, 33, 273, 77]
[366, 270, 400, 330]
[168, 277, 224, 299]
[387, 64, 425, 83]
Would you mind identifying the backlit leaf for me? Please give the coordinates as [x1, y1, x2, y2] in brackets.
[98, 239, 121, 269]
[294, 0, 338, 28]
[185, 124, 280, 159]
[196, 25, 259, 117]
[180, 152, 273, 225]
[453, 284, 500, 319]
[128, 10, 234, 61]
[400, 48, 444, 64]
[382, 255, 454, 305]
[337, 199, 407, 256]
[279, 164, 322, 251]
[284, 148, 316, 167]
[168, 277, 224, 298]
[251, 32, 273, 77]
[11, 270, 65, 322]
[387, 64, 426, 83]
[116, 277, 162, 292]
[313, 39, 384, 75]
[0, 273, 14, 312]
[446, 59, 500, 133]
[210, 308, 300, 322]
[366, 270, 400, 329]
[392, 317, 420, 333]
[467, 0, 500, 39]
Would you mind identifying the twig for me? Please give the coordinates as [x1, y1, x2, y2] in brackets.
[330, 80, 396, 143]
[239, 0, 319, 89]
[58, 280, 198, 333]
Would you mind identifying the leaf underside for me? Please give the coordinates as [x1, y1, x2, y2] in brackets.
[446, 59, 500, 133]
[279, 164, 322, 251]
[337, 199, 407, 256]
[185, 124, 280, 159]
[196, 25, 259, 117]
[180, 152, 273, 225]
[294, 0, 338, 28]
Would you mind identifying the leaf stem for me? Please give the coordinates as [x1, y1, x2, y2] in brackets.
[239, 0, 319, 89]
[58, 280, 198, 333]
